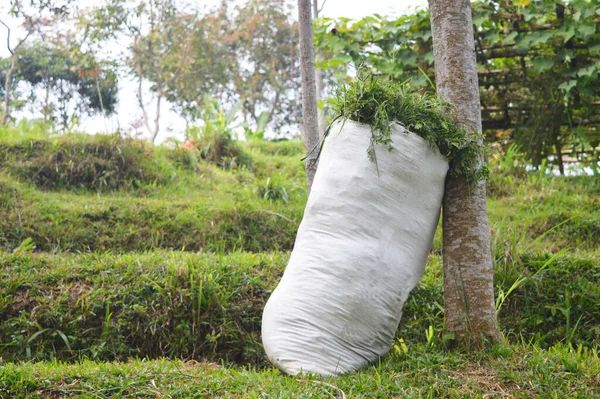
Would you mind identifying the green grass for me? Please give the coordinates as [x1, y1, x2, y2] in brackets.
[0, 131, 307, 253]
[1, 124, 599, 397]
[1, 342, 599, 398]
[0, 251, 287, 364]
[0, 249, 598, 364]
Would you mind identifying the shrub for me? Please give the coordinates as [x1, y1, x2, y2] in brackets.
[184, 96, 251, 169]
[256, 175, 290, 203]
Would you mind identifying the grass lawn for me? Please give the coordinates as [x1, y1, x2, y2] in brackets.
[2, 343, 599, 398]
[1, 126, 599, 397]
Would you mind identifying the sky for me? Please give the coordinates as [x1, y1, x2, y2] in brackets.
[0, 0, 428, 141]
[317, 0, 427, 19]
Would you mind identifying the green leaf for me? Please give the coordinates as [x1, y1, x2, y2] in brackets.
[530, 30, 554, 47]
[521, 8, 543, 22]
[503, 31, 518, 43]
[473, 10, 491, 26]
[558, 80, 577, 93]
[577, 22, 597, 40]
[557, 24, 576, 42]
[423, 52, 434, 64]
[589, 40, 600, 56]
[577, 65, 597, 78]
[531, 58, 554, 73]
[484, 30, 500, 45]
[515, 34, 532, 50]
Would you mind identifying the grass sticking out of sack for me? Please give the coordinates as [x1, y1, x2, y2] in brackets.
[329, 70, 488, 181]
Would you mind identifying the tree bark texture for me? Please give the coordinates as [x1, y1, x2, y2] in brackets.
[428, 0, 499, 345]
[298, 0, 320, 192]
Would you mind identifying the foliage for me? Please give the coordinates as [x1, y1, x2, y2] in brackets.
[84, 0, 301, 135]
[314, 0, 600, 170]
[229, 0, 301, 131]
[330, 71, 489, 181]
[1, 42, 118, 131]
[256, 175, 290, 203]
[183, 96, 250, 169]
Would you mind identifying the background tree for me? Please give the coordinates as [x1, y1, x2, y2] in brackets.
[0, 0, 74, 126]
[1, 20, 32, 126]
[297, 0, 320, 190]
[129, 0, 182, 142]
[159, 4, 237, 122]
[231, 0, 301, 133]
[84, 0, 301, 139]
[428, 0, 499, 345]
[7, 42, 118, 131]
[314, 0, 600, 171]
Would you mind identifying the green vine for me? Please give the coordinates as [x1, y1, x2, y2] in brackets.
[329, 70, 489, 182]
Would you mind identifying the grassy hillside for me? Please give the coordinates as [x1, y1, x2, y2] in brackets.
[0, 124, 599, 397]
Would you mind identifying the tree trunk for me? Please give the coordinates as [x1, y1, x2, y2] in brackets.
[298, 0, 320, 192]
[1, 22, 31, 126]
[312, 0, 326, 137]
[150, 82, 162, 143]
[1, 55, 18, 126]
[553, 127, 564, 175]
[428, 0, 499, 346]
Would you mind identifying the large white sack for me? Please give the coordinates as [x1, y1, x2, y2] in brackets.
[262, 120, 449, 376]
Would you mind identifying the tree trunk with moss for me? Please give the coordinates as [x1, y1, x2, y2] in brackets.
[428, 0, 499, 345]
[298, 0, 320, 192]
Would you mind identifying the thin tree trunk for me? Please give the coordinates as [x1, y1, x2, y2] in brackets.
[1, 55, 18, 126]
[428, 0, 499, 346]
[150, 85, 162, 143]
[298, 0, 320, 192]
[1, 25, 31, 127]
[312, 0, 325, 137]
[553, 127, 564, 175]
[134, 42, 153, 140]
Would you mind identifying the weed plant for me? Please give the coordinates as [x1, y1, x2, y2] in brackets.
[184, 96, 251, 169]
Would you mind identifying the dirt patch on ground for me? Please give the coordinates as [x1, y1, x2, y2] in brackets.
[449, 362, 520, 398]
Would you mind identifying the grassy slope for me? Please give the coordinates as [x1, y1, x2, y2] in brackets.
[0, 136, 306, 252]
[1, 127, 599, 397]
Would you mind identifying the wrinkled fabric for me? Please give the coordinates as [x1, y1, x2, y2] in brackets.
[262, 121, 449, 375]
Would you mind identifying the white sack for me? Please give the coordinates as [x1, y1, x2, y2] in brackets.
[262, 120, 449, 376]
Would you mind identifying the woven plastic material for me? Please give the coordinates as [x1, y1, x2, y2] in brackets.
[262, 120, 449, 375]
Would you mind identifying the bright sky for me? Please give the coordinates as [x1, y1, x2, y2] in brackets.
[0, 0, 428, 141]
[319, 0, 427, 19]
